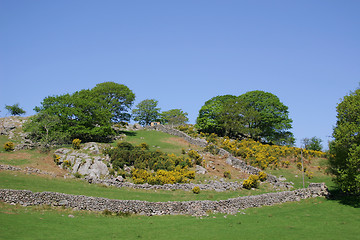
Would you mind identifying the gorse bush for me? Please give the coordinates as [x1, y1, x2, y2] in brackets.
[243, 174, 260, 189]
[4, 142, 15, 151]
[72, 139, 81, 149]
[131, 167, 195, 185]
[53, 154, 61, 165]
[192, 186, 200, 194]
[188, 150, 203, 166]
[258, 171, 267, 182]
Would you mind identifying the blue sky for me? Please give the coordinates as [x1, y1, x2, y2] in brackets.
[1, 0, 359, 148]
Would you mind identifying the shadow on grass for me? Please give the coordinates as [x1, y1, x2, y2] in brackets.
[118, 131, 137, 137]
[327, 188, 360, 208]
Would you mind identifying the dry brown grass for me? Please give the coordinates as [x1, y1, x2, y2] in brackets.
[202, 153, 249, 180]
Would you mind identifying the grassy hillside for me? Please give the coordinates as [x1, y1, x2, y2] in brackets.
[120, 129, 200, 154]
[1, 127, 359, 239]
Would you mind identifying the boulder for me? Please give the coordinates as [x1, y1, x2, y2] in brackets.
[195, 165, 207, 175]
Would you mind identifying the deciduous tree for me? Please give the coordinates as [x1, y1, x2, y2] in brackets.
[91, 82, 135, 122]
[196, 95, 236, 135]
[329, 88, 360, 195]
[161, 109, 188, 126]
[5, 103, 26, 116]
[302, 137, 323, 151]
[132, 99, 161, 126]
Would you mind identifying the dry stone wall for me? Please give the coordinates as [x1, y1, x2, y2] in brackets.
[88, 177, 242, 192]
[0, 183, 328, 216]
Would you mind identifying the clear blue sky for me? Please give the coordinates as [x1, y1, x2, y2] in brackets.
[1, 0, 359, 148]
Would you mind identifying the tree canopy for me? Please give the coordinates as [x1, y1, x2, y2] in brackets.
[91, 82, 135, 122]
[5, 103, 26, 116]
[25, 82, 134, 144]
[237, 91, 294, 145]
[160, 109, 189, 126]
[132, 99, 161, 126]
[329, 88, 360, 195]
[196, 91, 294, 145]
[196, 95, 236, 135]
[302, 137, 323, 151]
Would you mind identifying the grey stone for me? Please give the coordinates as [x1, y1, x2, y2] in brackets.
[195, 165, 207, 175]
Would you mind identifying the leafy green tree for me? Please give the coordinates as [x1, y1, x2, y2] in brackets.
[196, 95, 236, 135]
[91, 82, 135, 122]
[132, 99, 161, 126]
[238, 91, 294, 145]
[5, 103, 26, 116]
[219, 97, 261, 139]
[302, 137, 323, 151]
[26, 86, 118, 143]
[161, 109, 189, 126]
[24, 113, 69, 145]
[329, 88, 360, 195]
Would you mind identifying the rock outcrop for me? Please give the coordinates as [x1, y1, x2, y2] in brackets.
[54, 142, 110, 179]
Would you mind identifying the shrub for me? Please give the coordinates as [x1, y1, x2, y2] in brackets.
[223, 171, 231, 179]
[63, 160, 71, 168]
[72, 139, 81, 149]
[192, 186, 200, 194]
[242, 179, 253, 190]
[306, 170, 314, 179]
[204, 144, 220, 155]
[296, 162, 303, 171]
[282, 160, 290, 168]
[4, 142, 15, 151]
[73, 172, 82, 178]
[53, 154, 61, 165]
[109, 168, 115, 176]
[188, 150, 203, 166]
[138, 142, 149, 150]
[258, 171, 267, 182]
[243, 174, 260, 189]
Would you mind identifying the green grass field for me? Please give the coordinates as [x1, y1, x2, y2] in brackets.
[1, 197, 359, 240]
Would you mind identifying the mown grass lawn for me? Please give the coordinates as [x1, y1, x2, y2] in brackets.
[1, 197, 359, 240]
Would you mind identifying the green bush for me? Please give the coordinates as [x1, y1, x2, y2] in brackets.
[223, 171, 231, 179]
[108, 141, 193, 172]
[192, 186, 200, 194]
[72, 139, 81, 149]
[63, 160, 71, 168]
[138, 142, 149, 150]
[73, 172, 82, 178]
[4, 141, 15, 151]
[296, 162, 303, 171]
[109, 168, 115, 176]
